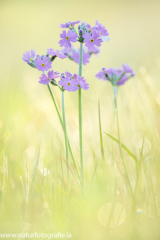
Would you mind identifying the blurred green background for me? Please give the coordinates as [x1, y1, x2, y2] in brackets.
[0, 0, 160, 239]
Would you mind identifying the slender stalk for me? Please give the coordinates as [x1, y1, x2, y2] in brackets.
[98, 99, 105, 171]
[61, 91, 69, 187]
[131, 137, 145, 220]
[113, 86, 133, 195]
[47, 84, 81, 182]
[78, 42, 84, 191]
[25, 153, 29, 222]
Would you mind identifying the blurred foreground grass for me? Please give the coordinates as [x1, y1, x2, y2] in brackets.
[0, 0, 160, 239]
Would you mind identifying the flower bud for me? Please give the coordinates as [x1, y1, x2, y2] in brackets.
[28, 61, 36, 68]
[61, 73, 65, 79]
[50, 79, 57, 86]
[79, 29, 83, 34]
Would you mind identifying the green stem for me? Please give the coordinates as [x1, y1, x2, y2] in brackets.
[98, 99, 105, 171]
[131, 137, 145, 220]
[47, 84, 81, 182]
[62, 91, 69, 187]
[113, 86, 133, 195]
[79, 42, 84, 192]
[25, 153, 29, 222]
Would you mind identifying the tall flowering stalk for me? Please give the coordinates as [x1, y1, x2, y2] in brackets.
[23, 19, 109, 193]
[22, 50, 88, 186]
[78, 40, 84, 191]
[96, 64, 135, 195]
[59, 20, 110, 191]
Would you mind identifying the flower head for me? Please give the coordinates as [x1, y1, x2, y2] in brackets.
[95, 64, 135, 86]
[35, 55, 52, 71]
[58, 72, 89, 91]
[74, 75, 89, 90]
[60, 21, 81, 29]
[39, 70, 60, 85]
[83, 30, 102, 52]
[58, 72, 79, 92]
[59, 30, 78, 48]
[22, 50, 36, 63]
[47, 48, 67, 59]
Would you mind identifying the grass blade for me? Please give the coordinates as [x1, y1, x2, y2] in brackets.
[98, 99, 105, 171]
[104, 132, 138, 166]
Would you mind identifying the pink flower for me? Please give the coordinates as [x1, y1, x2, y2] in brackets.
[58, 76, 79, 92]
[60, 21, 81, 28]
[59, 30, 78, 48]
[95, 20, 110, 42]
[83, 30, 102, 52]
[22, 50, 36, 62]
[58, 72, 89, 92]
[74, 76, 89, 90]
[39, 70, 60, 85]
[95, 64, 135, 86]
[122, 64, 134, 75]
[35, 55, 52, 71]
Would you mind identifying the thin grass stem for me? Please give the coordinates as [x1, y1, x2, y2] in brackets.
[113, 86, 133, 196]
[98, 99, 105, 171]
[130, 137, 145, 220]
[61, 91, 69, 188]
[25, 153, 29, 222]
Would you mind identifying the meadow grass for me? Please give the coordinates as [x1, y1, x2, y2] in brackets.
[0, 71, 160, 239]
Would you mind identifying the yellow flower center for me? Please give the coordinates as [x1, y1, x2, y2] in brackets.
[47, 78, 50, 81]
[67, 82, 71, 85]
[90, 39, 94, 42]
[78, 84, 80, 87]
[41, 63, 45, 67]
[72, 76, 74, 79]
[66, 36, 69, 40]
[100, 33, 102, 36]
[30, 58, 33, 61]
[88, 29, 92, 32]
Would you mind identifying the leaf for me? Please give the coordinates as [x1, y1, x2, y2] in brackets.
[104, 132, 138, 166]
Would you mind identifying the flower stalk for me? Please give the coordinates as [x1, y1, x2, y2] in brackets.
[79, 42, 84, 192]
[47, 84, 81, 182]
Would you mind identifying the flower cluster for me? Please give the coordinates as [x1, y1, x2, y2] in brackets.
[22, 20, 135, 91]
[59, 20, 110, 52]
[22, 47, 89, 91]
[95, 64, 135, 86]
[58, 71, 89, 92]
